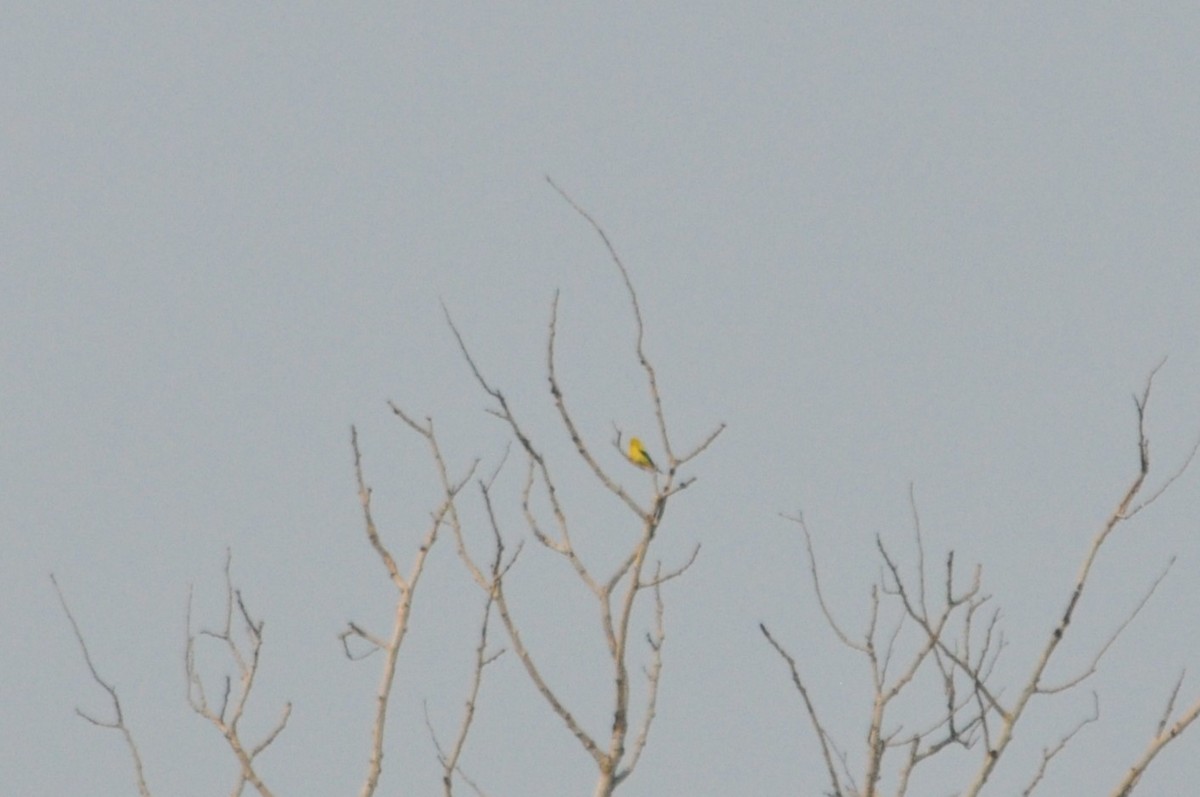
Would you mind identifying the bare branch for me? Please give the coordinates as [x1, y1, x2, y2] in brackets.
[760, 623, 844, 797]
[441, 305, 605, 604]
[638, 544, 700, 588]
[1157, 670, 1186, 738]
[348, 415, 469, 797]
[1022, 692, 1099, 796]
[435, 186, 708, 795]
[1122, 359, 1199, 519]
[520, 454, 599, 592]
[1040, 557, 1175, 694]
[352, 425, 401, 585]
[545, 175, 723, 481]
[339, 622, 386, 659]
[877, 536, 1004, 719]
[424, 702, 491, 797]
[908, 484, 929, 616]
[778, 364, 1192, 796]
[616, 570, 667, 784]
[963, 364, 1181, 796]
[427, 592, 503, 797]
[1110, 691, 1200, 797]
[477, 478, 604, 766]
[673, 422, 727, 469]
[548, 291, 650, 518]
[780, 512, 864, 653]
[184, 551, 286, 797]
[52, 574, 153, 797]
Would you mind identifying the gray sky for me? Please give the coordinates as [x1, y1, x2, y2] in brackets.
[5, 5, 1200, 795]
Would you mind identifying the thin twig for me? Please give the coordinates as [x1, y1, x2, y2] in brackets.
[427, 591, 502, 797]
[1022, 692, 1099, 795]
[52, 574, 153, 797]
[780, 512, 864, 652]
[760, 623, 844, 797]
[1040, 557, 1176, 694]
[349, 417, 469, 797]
[1110, 692, 1200, 797]
[184, 551, 287, 797]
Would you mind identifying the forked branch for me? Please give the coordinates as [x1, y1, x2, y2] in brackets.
[184, 550, 289, 797]
[52, 574, 153, 797]
[435, 183, 717, 796]
[768, 364, 1199, 797]
[964, 364, 1197, 795]
[345, 419, 474, 797]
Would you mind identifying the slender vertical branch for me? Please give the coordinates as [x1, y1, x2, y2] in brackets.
[52, 574, 153, 797]
[435, 184, 718, 796]
[426, 592, 503, 797]
[347, 419, 474, 797]
[760, 622, 844, 797]
[184, 551, 289, 797]
[1110, 693, 1200, 797]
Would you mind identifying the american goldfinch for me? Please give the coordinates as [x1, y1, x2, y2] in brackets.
[628, 437, 659, 472]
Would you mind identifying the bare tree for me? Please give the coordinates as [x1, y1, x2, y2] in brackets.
[55, 182, 719, 795]
[762, 362, 1200, 796]
[395, 179, 723, 796]
[66, 188, 1195, 796]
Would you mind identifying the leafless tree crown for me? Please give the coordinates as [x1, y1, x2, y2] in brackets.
[762, 361, 1200, 797]
[55, 182, 722, 797]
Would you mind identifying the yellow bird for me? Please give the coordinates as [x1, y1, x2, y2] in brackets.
[628, 437, 659, 472]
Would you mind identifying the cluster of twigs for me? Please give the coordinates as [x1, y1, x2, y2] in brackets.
[53, 549, 291, 797]
[762, 363, 1200, 796]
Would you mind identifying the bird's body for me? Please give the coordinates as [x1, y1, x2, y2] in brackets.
[628, 437, 659, 472]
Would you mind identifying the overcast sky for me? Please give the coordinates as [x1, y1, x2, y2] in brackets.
[5, 5, 1200, 795]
